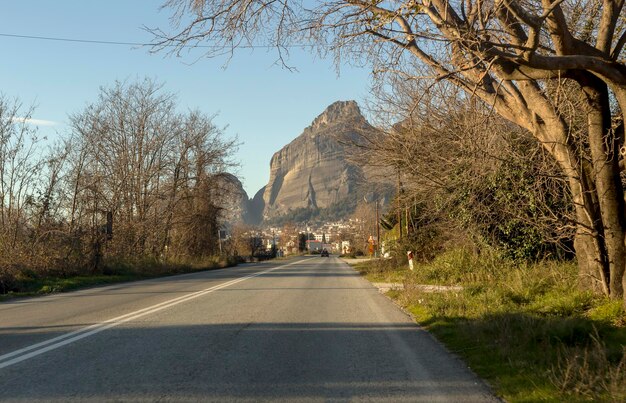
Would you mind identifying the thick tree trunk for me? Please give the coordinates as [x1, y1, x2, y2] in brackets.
[581, 77, 626, 300]
[523, 77, 626, 301]
[574, 231, 608, 293]
[569, 168, 611, 295]
[533, 123, 613, 296]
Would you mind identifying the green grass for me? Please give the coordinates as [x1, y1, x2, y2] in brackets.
[0, 274, 139, 300]
[356, 249, 626, 402]
[0, 255, 238, 301]
[352, 258, 410, 283]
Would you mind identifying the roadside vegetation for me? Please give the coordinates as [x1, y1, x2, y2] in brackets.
[0, 255, 236, 301]
[352, 250, 626, 402]
[0, 79, 240, 297]
[340, 88, 626, 398]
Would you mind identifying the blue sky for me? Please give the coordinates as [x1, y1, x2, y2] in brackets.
[0, 1, 372, 196]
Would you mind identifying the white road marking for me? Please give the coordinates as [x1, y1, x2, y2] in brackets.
[0, 260, 302, 369]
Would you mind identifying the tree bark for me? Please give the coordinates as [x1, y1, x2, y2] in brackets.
[582, 81, 626, 299]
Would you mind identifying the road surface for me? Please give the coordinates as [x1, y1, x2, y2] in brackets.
[0, 256, 499, 402]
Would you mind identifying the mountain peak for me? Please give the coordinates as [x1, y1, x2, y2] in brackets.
[308, 100, 362, 131]
[260, 100, 377, 222]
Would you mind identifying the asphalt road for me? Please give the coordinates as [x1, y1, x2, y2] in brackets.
[0, 256, 500, 402]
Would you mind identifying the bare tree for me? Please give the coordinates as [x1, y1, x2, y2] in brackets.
[0, 97, 81, 283]
[0, 97, 45, 253]
[280, 221, 298, 253]
[0, 81, 238, 292]
[0, 97, 44, 289]
[351, 201, 378, 254]
[68, 79, 237, 266]
[153, 0, 626, 303]
[229, 223, 263, 259]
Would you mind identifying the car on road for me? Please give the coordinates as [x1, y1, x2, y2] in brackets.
[321, 249, 329, 257]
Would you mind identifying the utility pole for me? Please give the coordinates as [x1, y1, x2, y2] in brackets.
[376, 199, 380, 257]
[397, 169, 402, 240]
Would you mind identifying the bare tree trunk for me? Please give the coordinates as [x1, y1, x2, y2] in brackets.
[581, 76, 626, 299]
[571, 171, 611, 295]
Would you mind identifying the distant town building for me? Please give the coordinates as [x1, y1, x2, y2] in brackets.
[341, 241, 352, 254]
[306, 240, 323, 252]
[314, 233, 331, 242]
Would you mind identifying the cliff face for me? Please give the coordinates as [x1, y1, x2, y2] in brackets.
[261, 100, 374, 221]
[216, 173, 267, 226]
[215, 173, 250, 224]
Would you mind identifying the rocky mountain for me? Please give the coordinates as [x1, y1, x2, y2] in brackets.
[244, 186, 265, 225]
[256, 100, 383, 223]
[225, 100, 392, 226]
[213, 173, 249, 224]
[216, 173, 268, 227]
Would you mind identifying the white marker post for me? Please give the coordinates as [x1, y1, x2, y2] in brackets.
[407, 251, 414, 271]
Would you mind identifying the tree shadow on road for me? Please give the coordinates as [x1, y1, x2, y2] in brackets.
[0, 321, 498, 402]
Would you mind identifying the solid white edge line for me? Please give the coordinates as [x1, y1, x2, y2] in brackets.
[0, 259, 303, 369]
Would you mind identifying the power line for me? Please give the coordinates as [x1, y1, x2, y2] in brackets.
[0, 32, 151, 47]
[0, 32, 313, 49]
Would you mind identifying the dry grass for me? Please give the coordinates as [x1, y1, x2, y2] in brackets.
[551, 329, 626, 402]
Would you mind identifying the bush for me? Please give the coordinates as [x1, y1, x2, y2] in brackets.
[0, 266, 18, 294]
[384, 222, 446, 263]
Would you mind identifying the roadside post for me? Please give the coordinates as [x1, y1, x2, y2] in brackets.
[407, 251, 414, 271]
[368, 235, 375, 256]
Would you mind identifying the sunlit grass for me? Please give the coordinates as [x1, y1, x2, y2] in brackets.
[352, 258, 410, 283]
[355, 249, 626, 402]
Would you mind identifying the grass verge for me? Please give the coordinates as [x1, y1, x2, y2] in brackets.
[354, 250, 626, 402]
[0, 255, 238, 301]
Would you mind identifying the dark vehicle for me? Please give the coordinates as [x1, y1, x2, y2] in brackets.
[321, 249, 329, 257]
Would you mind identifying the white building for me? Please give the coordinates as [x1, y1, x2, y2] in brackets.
[314, 233, 331, 242]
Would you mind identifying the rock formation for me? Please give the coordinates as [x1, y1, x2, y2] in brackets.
[244, 186, 265, 225]
[260, 100, 380, 222]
